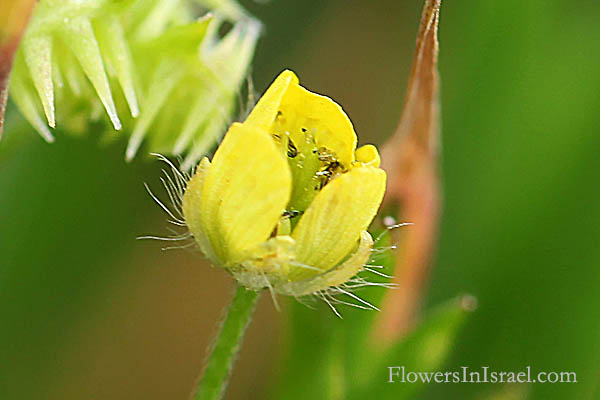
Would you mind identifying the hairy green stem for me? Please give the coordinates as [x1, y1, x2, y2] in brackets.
[194, 285, 260, 400]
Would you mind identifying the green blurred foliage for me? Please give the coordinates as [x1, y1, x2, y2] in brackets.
[0, 112, 163, 398]
[1, 0, 600, 399]
[426, 1, 600, 399]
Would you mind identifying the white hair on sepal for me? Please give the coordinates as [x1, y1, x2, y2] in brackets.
[287, 260, 323, 272]
[293, 294, 318, 310]
[151, 153, 191, 208]
[311, 284, 380, 319]
[316, 291, 343, 319]
[143, 182, 186, 226]
[138, 153, 202, 253]
[279, 259, 395, 317]
[159, 241, 198, 252]
[368, 219, 414, 267]
[373, 219, 414, 245]
[306, 270, 391, 318]
[362, 267, 394, 279]
[236, 71, 259, 122]
[346, 273, 398, 288]
[307, 221, 414, 317]
[260, 270, 281, 311]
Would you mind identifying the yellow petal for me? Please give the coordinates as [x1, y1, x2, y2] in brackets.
[280, 84, 357, 168]
[182, 157, 216, 262]
[290, 167, 386, 279]
[277, 231, 373, 296]
[355, 144, 381, 168]
[200, 122, 292, 265]
[245, 69, 298, 131]
[245, 69, 357, 168]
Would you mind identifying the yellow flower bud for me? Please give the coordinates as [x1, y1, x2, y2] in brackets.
[182, 70, 386, 296]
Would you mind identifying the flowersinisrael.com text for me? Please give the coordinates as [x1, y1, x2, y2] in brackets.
[387, 366, 577, 384]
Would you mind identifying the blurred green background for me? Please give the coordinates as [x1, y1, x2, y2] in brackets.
[1, 0, 599, 399]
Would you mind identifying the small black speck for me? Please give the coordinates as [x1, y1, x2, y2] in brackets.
[287, 139, 298, 158]
[301, 127, 307, 132]
[283, 209, 303, 219]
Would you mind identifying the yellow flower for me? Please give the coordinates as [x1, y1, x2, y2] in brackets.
[182, 70, 386, 296]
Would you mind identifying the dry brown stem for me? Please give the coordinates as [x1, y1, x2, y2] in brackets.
[374, 0, 442, 343]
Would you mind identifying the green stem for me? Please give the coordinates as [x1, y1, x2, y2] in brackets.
[194, 285, 260, 400]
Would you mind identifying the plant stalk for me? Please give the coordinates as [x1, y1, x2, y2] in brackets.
[194, 284, 260, 400]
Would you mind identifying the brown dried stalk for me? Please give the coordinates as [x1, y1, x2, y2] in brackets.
[374, 0, 442, 342]
[0, 0, 36, 138]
